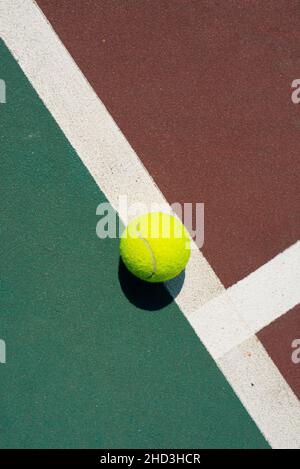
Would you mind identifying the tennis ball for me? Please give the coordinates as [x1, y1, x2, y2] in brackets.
[120, 212, 191, 283]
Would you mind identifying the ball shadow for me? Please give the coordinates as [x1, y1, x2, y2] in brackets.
[118, 258, 185, 311]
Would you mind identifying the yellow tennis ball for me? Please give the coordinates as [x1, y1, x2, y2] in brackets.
[120, 212, 191, 283]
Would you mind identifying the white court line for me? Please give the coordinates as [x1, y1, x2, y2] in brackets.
[219, 336, 300, 449]
[1, 0, 300, 448]
[189, 241, 300, 359]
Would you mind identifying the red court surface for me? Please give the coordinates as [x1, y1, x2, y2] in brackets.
[37, 0, 300, 287]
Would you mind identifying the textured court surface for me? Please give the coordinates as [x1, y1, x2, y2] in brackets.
[0, 0, 299, 449]
[37, 0, 300, 286]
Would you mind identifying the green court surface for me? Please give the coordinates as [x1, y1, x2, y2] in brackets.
[0, 40, 269, 448]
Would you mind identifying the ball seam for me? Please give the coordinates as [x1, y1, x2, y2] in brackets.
[136, 225, 156, 279]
